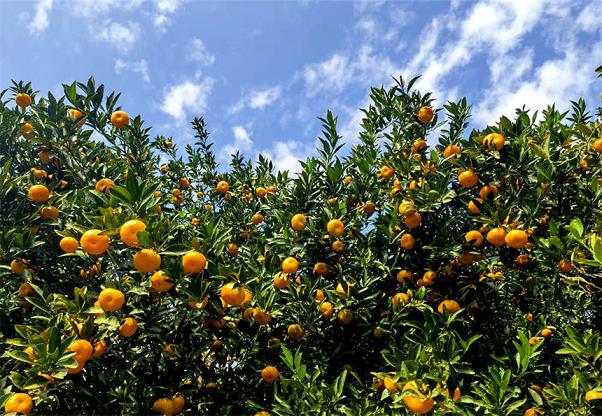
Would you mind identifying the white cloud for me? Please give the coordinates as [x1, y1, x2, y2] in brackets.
[29, 0, 53, 35]
[261, 140, 307, 174]
[96, 21, 141, 52]
[302, 53, 352, 96]
[114, 59, 150, 83]
[221, 126, 254, 160]
[70, 0, 144, 18]
[228, 86, 282, 114]
[187, 38, 215, 66]
[153, 0, 182, 28]
[576, 2, 602, 32]
[160, 79, 215, 123]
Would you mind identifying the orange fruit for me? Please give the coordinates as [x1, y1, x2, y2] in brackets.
[27, 184, 50, 203]
[133, 249, 161, 273]
[119, 317, 138, 337]
[313, 262, 328, 276]
[319, 301, 333, 318]
[585, 390, 602, 401]
[216, 180, 229, 193]
[541, 328, 553, 338]
[398, 199, 415, 215]
[98, 288, 125, 312]
[486, 227, 507, 246]
[267, 185, 277, 194]
[120, 219, 146, 247]
[95, 178, 114, 192]
[15, 92, 32, 109]
[273, 272, 291, 289]
[592, 138, 602, 153]
[38, 149, 50, 163]
[379, 165, 395, 180]
[479, 184, 498, 200]
[400, 233, 416, 250]
[335, 282, 351, 299]
[505, 229, 528, 249]
[438, 300, 461, 314]
[67, 109, 86, 127]
[467, 198, 483, 214]
[363, 201, 376, 216]
[227, 243, 238, 256]
[465, 230, 483, 247]
[67, 339, 94, 363]
[261, 366, 280, 383]
[80, 229, 110, 255]
[524, 408, 543, 416]
[327, 219, 345, 237]
[417, 106, 434, 124]
[60, 237, 79, 253]
[396, 269, 413, 283]
[152, 398, 175, 416]
[483, 132, 505, 150]
[402, 381, 434, 414]
[337, 308, 353, 325]
[458, 169, 478, 188]
[40, 206, 59, 220]
[528, 336, 541, 345]
[172, 394, 185, 414]
[67, 360, 85, 375]
[331, 240, 345, 253]
[413, 139, 428, 152]
[314, 289, 325, 302]
[110, 110, 129, 128]
[182, 250, 207, 274]
[256, 186, 267, 198]
[4, 392, 33, 415]
[253, 309, 272, 325]
[10, 259, 27, 274]
[178, 177, 190, 189]
[404, 211, 422, 228]
[422, 270, 437, 285]
[392, 292, 410, 307]
[291, 214, 307, 231]
[443, 144, 461, 158]
[251, 213, 264, 225]
[343, 175, 352, 184]
[18, 282, 34, 297]
[287, 323, 304, 340]
[281, 257, 299, 274]
[384, 377, 399, 394]
[559, 259, 573, 273]
[92, 339, 108, 358]
[221, 282, 246, 307]
[150, 271, 173, 292]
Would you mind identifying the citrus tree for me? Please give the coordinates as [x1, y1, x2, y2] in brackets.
[0, 71, 601, 416]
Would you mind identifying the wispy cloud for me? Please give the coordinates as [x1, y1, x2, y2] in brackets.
[25, 0, 53, 35]
[153, 0, 182, 28]
[187, 38, 215, 67]
[96, 21, 141, 52]
[114, 59, 150, 83]
[160, 79, 215, 123]
[229, 86, 282, 114]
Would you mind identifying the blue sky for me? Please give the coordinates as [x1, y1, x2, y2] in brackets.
[1, 0, 601, 172]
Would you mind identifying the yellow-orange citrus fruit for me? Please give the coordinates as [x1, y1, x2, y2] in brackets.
[221, 282, 246, 307]
[338, 308, 354, 325]
[319, 301, 333, 318]
[398, 199, 416, 216]
[273, 272, 291, 289]
[458, 169, 478, 188]
[479, 184, 498, 200]
[253, 309, 272, 325]
[27, 184, 50, 203]
[483, 132, 505, 150]
[281, 257, 299, 274]
[60, 236, 78, 253]
[438, 300, 461, 314]
[11, 259, 27, 274]
[291, 214, 307, 231]
[152, 398, 175, 416]
[110, 110, 129, 128]
[251, 213, 264, 225]
[216, 180, 229, 193]
[331, 240, 345, 253]
[585, 390, 602, 402]
[379, 165, 395, 180]
[92, 339, 108, 358]
[120, 219, 146, 247]
[467, 198, 483, 214]
[98, 288, 125, 312]
[402, 381, 434, 414]
[392, 292, 410, 307]
[287, 323, 304, 340]
[541, 328, 553, 338]
[119, 317, 138, 337]
[327, 219, 345, 237]
[313, 262, 328, 276]
[150, 271, 173, 292]
[486, 227, 507, 246]
[592, 139, 602, 153]
[67, 339, 94, 363]
[67, 108, 86, 127]
[443, 144, 461, 158]
[80, 229, 110, 255]
[4, 392, 33, 415]
[15, 92, 32, 108]
[505, 229, 528, 249]
[18, 282, 34, 297]
[256, 186, 267, 198]
[400, 233, 416, 250]
[261, 366, 280, 384]
[182, 250, 207, 274]
[465, 230, 483, 247]
[417, 106, 434, 124]
[404, 211, 422, 228]
[40, 206, 59, 220]
[397, 269, 413, 283]
[559, 259, 573, 273]
[133, 249, 161, 273]
[95, 178, 114, 192]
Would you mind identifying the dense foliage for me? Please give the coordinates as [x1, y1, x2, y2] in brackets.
[0, 73, 601, 415]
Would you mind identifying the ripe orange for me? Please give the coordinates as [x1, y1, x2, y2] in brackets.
[40, 206, 59, 220]
[221, 282, 246, 307]
[120, 219, 146, 247]
[524, 408, 543, 416]
[291, 213, 307, 231]
[422, 270, 437, 285]
[152, 398, 175, 416]
[98, 288, 125, 312]
[4, 392, 33, 415]
[483, 132, 505, 150]
[417, 106, 434, 124]
[281, 257, 298, 274]
[38, 149, 50, 164]
[60, 237, 78, 253]
[363, 201, 376, 216]
[18, 282, 34, 297]
[331, 240, 345, 253]
[67, 109, 86, 127]
[541, 328, 553, 338]
[319, 301, 333, 318]
[92, 339, 108, 358]
[182, 250, 206, 274]
[80, 230, 110, 255]
[95, 178, 114, 192]
[11, 259, 27, 274]
[256, 186, 267, 198]
[398, 200, 416, 216]
[559, 259, 573, 273]
[150, 271, 173, 292]
[287, 323, 304, 340]
[505, 229, 528, 249]
[216, 180, 229, 193]
[261, 366, 280, 383]
[392, 292, 410, 307]
[384, 377, 399, 394]
[335, 281, 351, 299]
[465, 230, 483, 247]
[172, 394, 185, 414]
[516, 254, 530, 266]
[396, 269, 413, 283]
[379, 165, 395, 180]
[32, 168, 47, 179]
[529, 336, 541, 345]
[400, 233, 416, 250]
[251, 213, 264, 225]
[119, 317, 138, 337]
[467, 198, 483, 214]
[479, 184, 498, 200]
[15, 92, 32, 109]
[413, 139, 428, 152]
[67, 339, 94, 363]
[402, 381, 434, 414]
[178, 177, 190, 189]
[227, 243, 238, 256]
[273, 272, 291, 289]
[27, 184, 50, 203]
[486, 227, 507, 246]
[585, 390, 602, 401]
[313, 262, 328, 276]
[443, 144, 461, 158]
[592, 138, 602, 153]
[458, 169, 478, 188]
[253, 309, 272, 325]
[327, 219, 345, 237]
[110, 110, 129, 128]
[338, 308, 354, 325]
[404, 211, 422, 228]
[438, 300, 461, 314]
[343, 175, 352, 184]
[133, 249, 161, 273]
